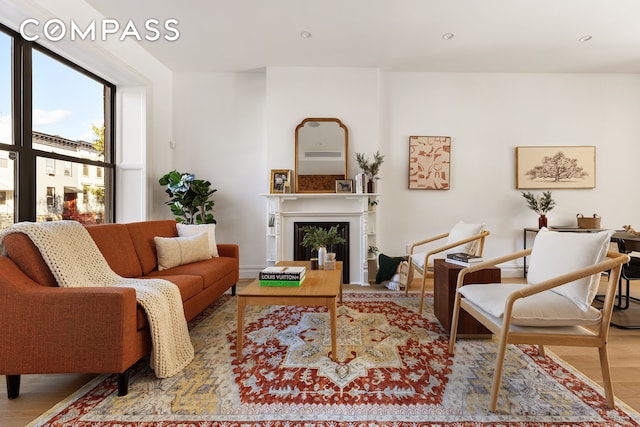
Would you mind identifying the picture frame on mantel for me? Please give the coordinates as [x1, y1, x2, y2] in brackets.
[270, 169, 291, 194]
[408, 136, 451, 190]
[335, 179, 353, 193]
[516, 146, 596, 189]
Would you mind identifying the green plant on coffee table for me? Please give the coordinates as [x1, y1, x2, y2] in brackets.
[299, 225, 347, 252]
[159, 170, 217, 224]
[521, 191, 556, 215]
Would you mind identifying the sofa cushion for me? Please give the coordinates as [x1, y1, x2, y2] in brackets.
[135, 275, 204, 330]
[126, 220, 179, 275]
[86, 224, 143, 278]
[177, 223, 219, 257]
[145, 257, 238, 289]
[155, 233, 211, 270]
[2, 233, 58, 287]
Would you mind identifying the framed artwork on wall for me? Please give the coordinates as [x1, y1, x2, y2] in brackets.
[408, 136, 451, 190]
[516, 146, 596, 189]
[270, 169, 291, 193]
[335, 179, 353, 193]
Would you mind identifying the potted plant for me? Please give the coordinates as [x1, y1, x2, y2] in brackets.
[159, 170, 217, 224]
[368, 245, 380, 260]
[356, 151, 385, 193]
[299, 225, 347, 269]
[521, 191, 556, 228]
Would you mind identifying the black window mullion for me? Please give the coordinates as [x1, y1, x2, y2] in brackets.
[19, 40, 35, 222]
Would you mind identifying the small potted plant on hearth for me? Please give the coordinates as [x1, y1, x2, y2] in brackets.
[367, 246, 380, 284]
[300, 225, 346, 270]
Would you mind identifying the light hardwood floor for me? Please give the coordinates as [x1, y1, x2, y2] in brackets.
[2, 277, 639, 426]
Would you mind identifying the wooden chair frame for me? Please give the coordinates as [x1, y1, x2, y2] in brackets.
[404, 229, 490, 313]
[448, 249, 629, 412]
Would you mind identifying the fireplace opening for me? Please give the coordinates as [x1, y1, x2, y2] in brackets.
[294, 221, 349, 284]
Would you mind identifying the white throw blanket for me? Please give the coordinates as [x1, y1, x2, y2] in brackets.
[0, 221, 194, 378]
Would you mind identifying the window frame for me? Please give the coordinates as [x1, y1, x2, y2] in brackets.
[0, 22, 116, 223]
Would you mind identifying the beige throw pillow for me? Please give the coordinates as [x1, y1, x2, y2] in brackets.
[176, 223, 219, 257]
[155, 232, 211, 271]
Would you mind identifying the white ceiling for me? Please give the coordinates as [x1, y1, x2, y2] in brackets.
[85, 0, 640, 73]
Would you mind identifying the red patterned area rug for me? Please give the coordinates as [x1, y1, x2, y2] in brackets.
[30, 292, 640, 426]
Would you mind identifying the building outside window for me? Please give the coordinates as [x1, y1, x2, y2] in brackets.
[46, 187, 55, 208]
[45, 158, 56, 175]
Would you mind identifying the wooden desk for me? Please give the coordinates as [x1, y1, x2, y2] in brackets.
[433, 259, 500, 336]
[236, 261, 343, 361]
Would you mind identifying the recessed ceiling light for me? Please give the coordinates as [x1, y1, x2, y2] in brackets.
[442, 33, 455, 40]
[578, 35, 592, 42]
[300, 31, 312, 39]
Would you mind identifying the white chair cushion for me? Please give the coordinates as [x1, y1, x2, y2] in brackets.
[411, 251, 428, 270]
[527, 228, 614, 311]
[177, 223, 219, 257]
[459, 283, 602, 326]
[445, 221, 485, 255]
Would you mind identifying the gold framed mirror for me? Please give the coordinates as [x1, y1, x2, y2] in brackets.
[294, 118, 349, 193]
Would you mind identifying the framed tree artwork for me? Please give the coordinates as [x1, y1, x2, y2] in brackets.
[408, 136, 451, 190]
[516, 146, 596, 189]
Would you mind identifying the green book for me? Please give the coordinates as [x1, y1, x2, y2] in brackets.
[260, 276, 306, 287]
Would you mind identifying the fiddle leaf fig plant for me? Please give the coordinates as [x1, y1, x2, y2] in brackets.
[159, 170, 217, 224]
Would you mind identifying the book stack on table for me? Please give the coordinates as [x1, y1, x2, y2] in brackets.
[259, 266, 306, 286]
[444, 252, 484, 267]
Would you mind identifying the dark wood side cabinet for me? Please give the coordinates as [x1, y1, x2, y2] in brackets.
[433, 258, 501, 336]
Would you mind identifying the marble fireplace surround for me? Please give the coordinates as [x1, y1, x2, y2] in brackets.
[264, 193, 377, 285]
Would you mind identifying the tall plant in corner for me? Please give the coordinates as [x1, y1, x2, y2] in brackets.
[159, 170, 217, 224]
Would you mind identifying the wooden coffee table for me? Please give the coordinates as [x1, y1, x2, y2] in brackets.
[236, 261, 343, 361]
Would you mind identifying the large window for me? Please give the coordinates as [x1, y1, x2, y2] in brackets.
[0, 23, 114, 227]
[0, 31, 11, 147]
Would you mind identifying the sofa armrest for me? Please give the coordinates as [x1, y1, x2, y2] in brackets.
[217, 244, 239, 259]
[0, 259, 139, 374]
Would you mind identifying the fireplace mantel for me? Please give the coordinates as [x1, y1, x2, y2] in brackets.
[263, 193, 380, 285]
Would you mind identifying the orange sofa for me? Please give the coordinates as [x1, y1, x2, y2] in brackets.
[0, 220, 239, 398]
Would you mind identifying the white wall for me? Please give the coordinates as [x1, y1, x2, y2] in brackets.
[174, 68, 640, 278]
[381, 73, 640, 274]
[172, 67, 381, 278]
[172, 71, 267, 275]
[264, 67, 381, 181]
